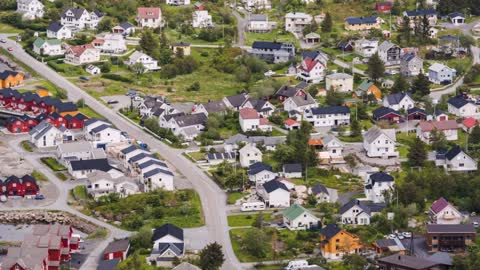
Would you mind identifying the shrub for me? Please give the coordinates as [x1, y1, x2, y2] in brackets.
[101, 74, 133, 83]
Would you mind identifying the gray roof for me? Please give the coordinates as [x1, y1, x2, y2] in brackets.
[290, 93, 316, 107]
[249, 14, 267, 21]
[363, 127, 396, 143]
[326, 73, 353, 80]
[200, 100, 227, 113]
[172, 262, 201, 270]
[224, 134, 286, 146]
[90, 124, 113, 134]
[57, 141, 93, 153]
[385, 92, 412, 105]
[340, 199, 386, 215]
[426, 224, 475, 233]
[173, 113, 207, 127]
[138, 159, 168, 169]
[311, 184, 329, 195]
[144, 167, 174, 178]
[60, 7, 86, 20]
[225, 93, 248, 108]
[378, 40, 398, 52]
[378, 254, 444, 269]
[322, 134, 342, 146]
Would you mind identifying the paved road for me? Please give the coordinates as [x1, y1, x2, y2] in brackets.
[0, 38, 241, 270]
[232, 10, 247, 46]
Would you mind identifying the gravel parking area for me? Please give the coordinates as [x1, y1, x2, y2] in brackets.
[100, 95, 137, 111]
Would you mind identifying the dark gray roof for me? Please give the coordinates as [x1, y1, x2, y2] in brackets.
[309, 106, 349, 115]
[369, 172, 394, 184]
[157, 242, 184, 256]
[152, 224, 183, 242]
[448, 97, 469, 109]
[70, 159, 112, 172]
[47, 21, 63, 32]
[407, 107, 426, 115]
[90, 124, 112, 134]
[248, 162, 273, 175]
[373, 106, 401, 119]
[445, 145, 463, 160]
[60, 7, 86, 20]
[283, 163, 302, 173]
[138, 159, 167, 169]
[97, 258, 120, 270]
[121, 145, 139, 154]
[319, 224, 342, 240]
[207, 152, 236, 160]
[378, 254, 443, 269]
[311, 184, 329, 195]
[201, 100, 227, 113]
[129, 153, 155, 163]
[173, 113, 207, 127]
[225, 93, 248, 108]
[119, 22, 133, 29]
[340, 199, 386, 215]
[386, 92, 412, 105]
[263, 179, 288, 193]
[426, 224, 476, 234]
[103, 238, 130, 254]
[143, 167, 174, 177]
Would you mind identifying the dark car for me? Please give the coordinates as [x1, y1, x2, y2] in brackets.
[79, 76, 89, 81]
[35, 194, 45, 200]
[107, 100, 119, 104]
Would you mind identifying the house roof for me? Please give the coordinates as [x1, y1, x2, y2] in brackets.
[121, 145, 140, 154]
[173, 113, 207, 127]
[426, 224, 475, 233]
[119, 21, 134, 29]
[67, 44, 95, 57]
[340, 199, 386, 215]
[225, 93, 248, 107]
[284, 119, 299, 126]
[152, 223, 183, 242]
[319, 224, 342, 240]
[445, 145, 464, 161]
[248, 162, 273, 175]
[91, 124, 113, 134]
[138, 159, 168, 169]
[103, 238, 130, 254]
[56, 101, 77, 112]
[290, 94, 317, 107]
[33, 38, 62, 48]
[60, 7, 86, 19]
[252, 41, 286, 50]
[401, 53, 419, 62]
[439, 34, 460, 41]
[157, 242, 184, 256]
[427, 252, 453, 266]
[385, 92, 412, 105]
[379, 40, 398, 52]
[250, 14, 267, 21]
[326, 73, 353, 80]
[200, 100, 227, 113]
[430, 197, 450, 214]
[70, 158, 112, 172]
[373, 106, 401, 119]
[405, 9, 436, 17]
[300, 58, 320, 72]
[172, 262, 202, 270]
[429, 63, 452, 73]
[97, 258, 121, 270]
[462, 117, 477, 128]
[263, 179, 289, 193]
[143, 167, 174, 177]
[137, 7, 161, 19]
[418, 120, 458, 132]
[283, 163, 302, 173]
[239, 108, 260, 119]
[407, 107, 426, 116]
[357, 80, 375, 92]
[345, 16, 378, 25]
[364, 126, 394, 143]
[378, 254, 441, 269]
[206, 152, 236, 160]
[57, 141, 93, 153]
[47, 21, 64, 32]
[448, 97, 469, 109]
[448, 12, 464, 18]
[309, 106, 350, 115]
[283, 204, 316, 221]
[311, 183, 329, 195]
[0, 70, 21, 80]
[369, 171, 394, 185]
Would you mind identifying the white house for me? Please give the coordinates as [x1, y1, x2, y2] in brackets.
[310, 184, 333, 203]
[136, 7, 162, 28]
[143, 167, 175, 191]
[354, 38, 378, 58]
[47, 21, 73, 39]
[428, 63, 456, 84]
[325, 73, 354, 92]
[282, 164, 302, 178]
[166, 0, 190, 5]
[400, 53, 423, 77]
[86, 64, 101, 75]
[56, 141, 104, 166]
[416, 120, 459, 143]
[296, 56, 326, 83]
[85, 171, 116, 199]
[92, 33, 127, 54]
[283, 204, 320, 230]
[64, 44, 100, 65]
[285, 12, 312, 34]
[241, 98, 275, 117]
[435, 145, 477, 172]
[378, 41, 401, 66]
[16, 0, 44, 19]
[33, 38, 64, 56]
[248, 162, 277, 185]
[303, 106, 350, 128]
[60, 7, 103, 30]
[68, 158, 121, 180]
[166, 113, 207, 141]
[283, 93, 318, 115]
[448, 12, 465, 25]
[248, 14, 274, 32]
[245, 0, 271, 9]
[383, 92, 415, 111]
[112, 22, 136, 35]
[322, 134, 344, 161]
[447, 97, 478, 117]
[192, 10, 213, 28]
[120, 145, 150, 168]
[239, 108, 272, 133]
[364, 171, 394, 203]
[340, 199, 385, 225]
[28, 121, 62, 148]
[363, 127, 398, 158]
[86, 124, 124, 146]
[126, 51, 160, 71]
[239, 144, 262, 168]
[257, 180, 290, 208]
[147, 224, 184, 264]
[429, 197, 464, 225]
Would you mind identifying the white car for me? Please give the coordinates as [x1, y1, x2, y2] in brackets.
[0, 195, 7, 202]
[473, 222, 479, 227]
[403, 232, 412, 238]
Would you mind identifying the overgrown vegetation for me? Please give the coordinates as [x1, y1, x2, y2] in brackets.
[40, 157, 67, 171]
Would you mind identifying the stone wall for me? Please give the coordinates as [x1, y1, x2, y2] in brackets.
[0, 210, 99, 234]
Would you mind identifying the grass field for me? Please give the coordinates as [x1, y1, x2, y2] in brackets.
[40, 157, 67, 171]
[245, 31, 300, 47]
[73, 185, 89, 200]
[0, 21, 22, 34]
[78, 105, 106, 119]
[31, 170, 48, 182]
[227, 213, 273, 227]
[227, 192, 248, 204]
[20, 140, 33, 152]
[187, 151, 206, 161]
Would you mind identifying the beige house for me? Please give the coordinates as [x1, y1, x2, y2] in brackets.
[171, 42, 191, 56]
[345, 16, 382, 31]
[325, 73, 353, 92]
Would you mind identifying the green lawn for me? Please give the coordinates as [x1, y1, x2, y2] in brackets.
[40, 157, 67, 171]
[31, 170, 48, 182]
[339, 136, 363, 142]
[55, 172, 69, 181]
[20, 140, 33, 152]
[245, 31, 300, 47]
[187, 151, 206, 161]
[73, 185, 89, 200]
[305, 168, 363, 193]
[227, 192, 248, 204]
[78, 105, 105, 119]
[86, 227, 108, 240]
[227, 213, 272, 227]
[0, 21, 22, 34]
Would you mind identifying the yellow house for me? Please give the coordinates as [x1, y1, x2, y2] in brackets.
[345, 16, 382, 31]
[171, 42, 191, 56]
[320, 224, 363, 260]
[0, 70, 24, 88]
[353, 80, 382, 101]
[35, 86, 50, 97]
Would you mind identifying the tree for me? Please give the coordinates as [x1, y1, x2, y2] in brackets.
[398, 16, 411, 45]
[241, 228, 269, 258]
[342, 254, 367, 270]
[430, 129, 447, 150]
[76, 98, 85, 108]
[199, 242, 225, 270]
[408, 137, 427, 166]
[390, 75, 410, 94]
[456, 85, 471, 95]
[253, 212, 264, 228]
[471, 126, 480, 144]
[139, 30, 159, 57]
[325, 87, 344, 106]
[366, 53, 385, 83]
[411, 73, 430, 97]
[97, 17, 114, 32]
[356, 103, 369, 120]
[131, 62, 146, 75]
[321, 12, 332, 32]
[350, 119, 361, 137]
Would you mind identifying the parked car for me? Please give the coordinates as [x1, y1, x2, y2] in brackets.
[403, 232, 412, 238]
[35, 194, 45, 200]
[0, 38, 6, 43]
[7, 47, 13, 51]
[107, 100, 119, 104]
[79, 76, 89, 81]
[473, 222, 479, 228]
[0, 195, 7, 202]
[137, 140, 148, 149]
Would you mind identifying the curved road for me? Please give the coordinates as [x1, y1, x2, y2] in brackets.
[0, 38, 241, 270]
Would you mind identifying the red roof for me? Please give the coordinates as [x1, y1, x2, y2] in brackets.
[137, 7, 161, 19]
[92, 39, 105, 44]
[462, 117, 477, 128]
[309, 138, 323, 146]
[239, 108, 259, 119]
[284, 119, 299, 126]
[259, 118, 269, 125]
[418, 120, 458, 132]
[301, 57, 320, 73]
[430, 197, 449, 214]
[67, 44, 95, 57]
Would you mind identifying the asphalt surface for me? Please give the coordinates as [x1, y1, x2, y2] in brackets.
[232, 10, 247, 46]
[0, 38, 241, 270]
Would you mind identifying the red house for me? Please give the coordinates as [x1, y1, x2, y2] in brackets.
[6, 117, 29, 133]
[65, 113, 88, 129]
[376, 1, 393, 13]
[7, 90, 22, 110]
[407, 107, 427, 121]
[373, 106, 403, 123]
[103, 238, 130, 261]
[275, 84, 307, 102]
[4, 175, 23, 196]
[20, 114, 38, 129]
[0, 88, 15, 106]
[48, 112, 67, 128]
[21, 175, 39, 196]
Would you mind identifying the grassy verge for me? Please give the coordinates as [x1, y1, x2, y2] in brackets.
[227, 192, 248, 204]
[31, 170, 48, 182]
[73, 185, 89, 200]
[78, 105, 106, 119]
[55, 172, 69, 181]
[20, 140, 33, 152]
[86, 227, 108, 240]
[227, 213, 272, 227]
[187, 151, 206, 162]
[40, 157, 66, 171]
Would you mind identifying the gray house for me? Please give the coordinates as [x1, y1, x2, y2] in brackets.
[435, 145, 477, 172]
[400, 53, 423, 76]
[378, 41, 401, 66]
[249, 41, 295, 63]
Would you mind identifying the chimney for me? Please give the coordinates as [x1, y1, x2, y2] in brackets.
[398, 255, 401, 260]
[304, 94, 308, 100]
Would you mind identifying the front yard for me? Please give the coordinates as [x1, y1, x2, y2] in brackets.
[227, 213, 274, 227]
